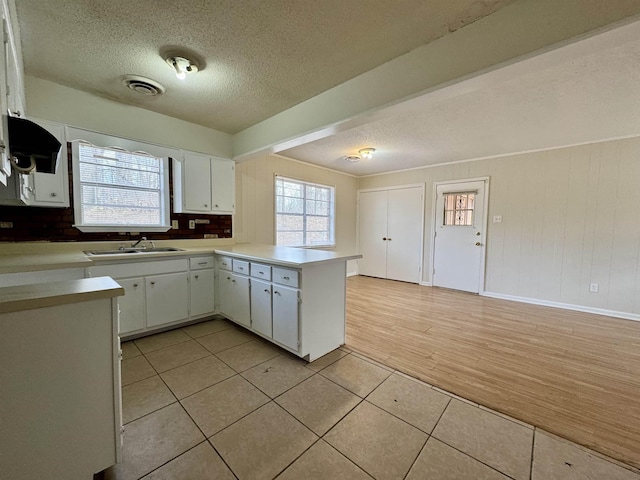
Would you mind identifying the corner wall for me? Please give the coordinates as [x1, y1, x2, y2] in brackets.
[358, 137, 640, 318]
[235, 155, 359, 274]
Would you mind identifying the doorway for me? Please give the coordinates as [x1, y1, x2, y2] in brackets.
[431, 178, 489, 293]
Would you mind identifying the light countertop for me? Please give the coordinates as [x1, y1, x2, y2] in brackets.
[0, 276, 124, 314]
[214, 244, 361, 267]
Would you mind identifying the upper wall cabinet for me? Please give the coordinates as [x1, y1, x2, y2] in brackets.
[29, 119, 69, 207]
[173, 151, 235, 214]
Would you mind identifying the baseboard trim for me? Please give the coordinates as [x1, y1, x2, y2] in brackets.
[419, 281, 432, 286]
[482, 291, 640, 322]
[347, 271, 358, 277]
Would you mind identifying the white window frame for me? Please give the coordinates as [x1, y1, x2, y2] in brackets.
[274, 175, 336, 248]
[68, 128, 177, 233]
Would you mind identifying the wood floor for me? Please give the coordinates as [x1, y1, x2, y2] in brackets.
[345, 275, 640, 469]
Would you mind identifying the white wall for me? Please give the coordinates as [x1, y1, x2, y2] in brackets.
[235, 155, 359, 274]
[358, 137, 640, 318]
[25, 76, 232, 158]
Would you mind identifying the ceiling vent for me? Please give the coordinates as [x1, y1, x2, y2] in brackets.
[122, 75, 166, 96]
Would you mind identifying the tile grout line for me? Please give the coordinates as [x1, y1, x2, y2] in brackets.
[529, 428, 536, 480]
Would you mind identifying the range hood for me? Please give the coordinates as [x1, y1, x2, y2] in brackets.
[8, 116, 62, 174]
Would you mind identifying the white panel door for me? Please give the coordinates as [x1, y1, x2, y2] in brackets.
[386, 187, 423, 283]
[183, 153, 211, 212]
[433, 180, 487, 293]
[145, 272, 189, 327]
[272, 285, 299, 351]
[358, 190, 388, 278]
[250, 278, 272, 337]
[211, 158, 235, 213]
[116, 277, 145, 334]
[231, 273, 251, 328]
[190, 269, 215, 317]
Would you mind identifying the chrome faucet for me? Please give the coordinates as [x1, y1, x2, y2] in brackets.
[131, 236, 147, 248]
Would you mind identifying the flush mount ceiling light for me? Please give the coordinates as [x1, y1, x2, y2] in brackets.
[165, 55, 199, 80]
[358, 148, 376, 159]
[344, 155, 361, 163]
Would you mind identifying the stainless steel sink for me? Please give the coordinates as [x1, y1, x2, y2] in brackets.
[84, 247, 185, 256]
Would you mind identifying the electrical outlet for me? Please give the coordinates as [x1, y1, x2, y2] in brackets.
[589, 283, 599, 293]
[171, 220, 179, 229]
[204, 233, 218, 239]
[188, 220, 196, 229]
[0, 221, 13, 228]
[493, 215, 503, 223]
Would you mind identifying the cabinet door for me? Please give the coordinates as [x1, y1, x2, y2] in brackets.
[231, 273, 251, 328]
[0, 17, 9, 183]
[211, 158, 235, 213]
[272, 285, 299, 351]
[145, 272, 189, 327]
[183, 153, 212, 212]
[30, 119, 69, 207]
[116, 278, 145, 334]
[190, 269, 215, 317]
[250, 278, 272, 337]
[218, 272, 234, 319]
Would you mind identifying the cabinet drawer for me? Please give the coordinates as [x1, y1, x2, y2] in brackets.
[232, 259, 249, 275]
[218, 256, 233, 271]
[190, 256, 215, 270]
[88, 259, 188, 278]
[272, 267, 299, 287]
[250, 263, 271, 280]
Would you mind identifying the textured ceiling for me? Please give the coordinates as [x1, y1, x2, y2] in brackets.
[280, 25, 640, 176]
[15, 0, 513, 134]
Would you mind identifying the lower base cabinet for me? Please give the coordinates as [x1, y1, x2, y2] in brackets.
[116, 277, 145, 333]
[190, 268, 215, 317]
[146, 272, 189, 328]
[219, 272, 251, 328]
[272, 284, 299, 351]
[250, 278, 272, 337]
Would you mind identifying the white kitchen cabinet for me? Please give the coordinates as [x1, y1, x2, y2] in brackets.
[0, 16, 9, 184]
[146, 272, 189, 328]
[0, 277, 123, 480]
[272, 284, 299, 351]
[231, 273, 251, 327]
[173, 151, 235, 214]
[211, 157, 235, 212]
[0, 165, 31, 205]
[29, 118, 69, 207]
[117, 277, 145, 333]
[250, 278, 272, 337]
[190, 268, 215, 317]
[88, 258, 192, 337]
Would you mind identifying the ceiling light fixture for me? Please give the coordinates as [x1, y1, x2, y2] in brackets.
[359, 148, 376, 159]
[165, 55, 199, 80]
[344, 155, 360, 163]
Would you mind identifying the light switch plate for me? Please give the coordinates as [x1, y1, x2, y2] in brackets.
[188, 220, 196, 229]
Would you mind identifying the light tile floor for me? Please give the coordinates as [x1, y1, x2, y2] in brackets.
[104, 318, 640, 480]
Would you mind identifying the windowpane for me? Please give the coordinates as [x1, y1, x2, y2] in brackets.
[74, 142, 168, 230]
[275, 176, 335, 247]
[443, 192, 475, 227]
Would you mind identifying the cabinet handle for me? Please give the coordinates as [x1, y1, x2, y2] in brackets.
[258, 271, 264, 274]
[382, 237, 387, 241]
[283, 276, 290, 280]
[194, 275, 199, 279]
[150, 281, 155, 285]
[231, 279, 236, 283]
[132, 283, 138, 288]
[215, 204, 219, 208]
[274, 290, 280, 295]
[198, 262, 207, 266]
[50, 192, 57, 197]
[204, 204, 208, 207]
[238, 266, 244, 270]
[226, 276, 231, 280]
[388, 238, 392, 241]
[264, 289, 269, 293]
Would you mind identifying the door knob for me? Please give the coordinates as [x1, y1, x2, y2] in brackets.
[475, 242, 481, 246]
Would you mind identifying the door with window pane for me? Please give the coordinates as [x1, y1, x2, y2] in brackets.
[432, 180, 487, 293]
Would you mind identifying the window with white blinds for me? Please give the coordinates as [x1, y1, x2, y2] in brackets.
[72, 141, 170, 232]
[275, 175, 335, 247]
